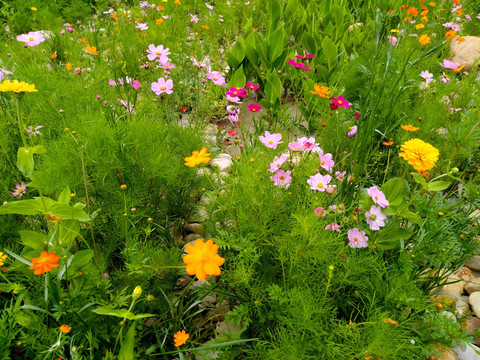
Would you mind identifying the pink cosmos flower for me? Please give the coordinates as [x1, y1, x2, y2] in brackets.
[225, 87, 247, 98]
[348, 228, 369, 248]
[295, 54, 315, 59]
[347, 125, 357, 138]
[205, 2, 214, 9]
[108, 79, 116, 86]
[248, 104, 261, 112]
[288, 141, 304, 151]
[245, 82, 259, 90]
[354, 112, 360, 120]
[17, 32, 45, 47]
[146, 44, 171, 63]
[388, 35, 398, 46]
[331, 95, 351, 108]
[318, 150, 335, 172]
[270, 170, 292, 189]
[206, 71, 225, 85]
[420, 71, 434, 85]
[307, 174, 332, 192]
[315, 207, 327, 217]
[440, 59, 461, 70]
[287, 58, 304, 69]
[10, 181, 27, 199]
[325, 223, 341, 232]
[117, 99, 135, 114]
[268, 154, 288, 173]
[136, 23, 149, 30]
[367, 186, 390, 208]
[131, 80, 141, 89]
[151, 78, 173, 95]
[157, 61, 175, 70]
[335, 171, 346, 180]
[25, 125, 44, 137]
[226, 95, 242, 104]
[190, 14, 199, 23]
[440, 72, 450, 84]
[365, 205, 387, 231]
[297, 137, 317, 151]
[0, 68, 13, 82]
[259, 131, 283, 149]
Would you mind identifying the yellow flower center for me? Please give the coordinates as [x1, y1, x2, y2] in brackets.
[156, 51, 161, 55]
[317, 183, 324, 188]
[213, 77, 217, 81]
[276, 164, 280, 167]
[268, 140, 273, 144]
[338, 100, 343, 105]
[161, 86, 166, 90]
[233, 91, 237, 95]
[321, 160, 326, 165]
[29, 37, 34, 41]
[354, 237, 359, 242]
[374, 196, 378, 200]
[18, 188, 24, 194]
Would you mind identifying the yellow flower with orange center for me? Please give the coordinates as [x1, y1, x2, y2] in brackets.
[399, 138, 439, 172]
[0, 80, 37, 93]
[401, 124, 419, 132]
[184, 147, 211, 167]
[310, 83, 331, 98]
[183, 239, 225, 281]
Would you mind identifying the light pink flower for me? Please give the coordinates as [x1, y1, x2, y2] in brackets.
[367, 186, 389, 208]
[388, 35, 398, 46]
[136, 23, 149, 30]
[347, 125, 357, 138]
[17, 32, 45, 46]
[151, 78, 173, 95]
[335, 171, 346, 180]
[117, 99, 135, 114]
[315, 207, 327, 217]
[190, 14, 199, 23]
[307, 174, 332, 192]
[146, 44, 171, 63]
[206, 71, 225, 85]
[268, 154, 288, 173]
[420, 70, 435, 85]
[205, 2, 214, 9]
[131, 80, 141, 89]
[270, 170, 292, 189]
[297, 137, 317, 150]
[440, 59, 461, 70]
[288, 141, 304, 151]
[226, 95, 242, 104]
[259, 131, 283, 149]
[348, 228, 368, 248]
[318, 150, 334, 172]
[365, 205, 387, 231]
[10, 181, 27, 199]
[325, 223, 341, 232]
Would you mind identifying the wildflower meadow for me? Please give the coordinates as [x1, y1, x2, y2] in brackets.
[1, 0, 480, 359]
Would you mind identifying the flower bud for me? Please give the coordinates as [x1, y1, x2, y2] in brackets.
[133, 285, 142, 299]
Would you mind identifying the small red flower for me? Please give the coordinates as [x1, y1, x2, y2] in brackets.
[181, 106, 187, 112]
[228, 130, 238, 136]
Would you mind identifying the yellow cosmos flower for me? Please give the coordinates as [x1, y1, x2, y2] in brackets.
[184, 147, 211, 167]
[0, 80, 37, 93]
[399, 138, 439, 172]
[0, 252, 7, 266]
[418, 34, 431, 45]
[401, 124, 420, 131]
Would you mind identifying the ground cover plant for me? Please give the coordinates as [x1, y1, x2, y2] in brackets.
[0, 0, 480, 359]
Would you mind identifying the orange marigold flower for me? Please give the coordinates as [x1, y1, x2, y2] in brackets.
[79, 38, 89, 44]
[399, 138, 439, 172]
[310, 83, 331, 98]
[403, 17, 412, 22]
[406, 7, 418, 17]
[157, 5, 164, 10]
[183, 239, 225, 281]
[421, 10, 428, 16]
[401, 124, 419, 131]
[400, 4, 408, 10]
[201, 25, 209, 29]
[29, 251, 60, 275]
[173, 330, 189, 347]
[184, 147, 211, 167]
[418, 34, 431, 45]
[382, 138, 394, 146]
[156, 18, 164, 25]
[59, 325, 72, 334]
[50, 53, 57, 59]
[421, 16, 428, 22]
[445, 30, 457, 40]
[453, 0, 460, 5]
[85, 44, 99, 55]
[455, 36, 465, 42]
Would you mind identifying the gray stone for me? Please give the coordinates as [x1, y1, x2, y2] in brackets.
[453, 344, 480, 360]
[456, 297, 471, 318]
[450, 36, 480, 72]
[466, 257, 480, 272]
[185, 223, 204, 236]
[466, 279, 480, 295]
[468, 292, 480, 318]
[210, 153, 233, 173]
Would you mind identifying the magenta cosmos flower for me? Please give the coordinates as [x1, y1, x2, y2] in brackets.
[259, 131, 283, 149]
[146, 44, 171, 63]
[245, 82, 259, 90]
[11, 181, 27, 199]
[225, 87, 247, 98]
[365, 205, 387, 231]
[325, 223, 341, 232]
[315, 207, 327, 217]
[248, 104, 261, 112]
[297, 137, 317, 151]
[151, 78, 173, 95]
[331, 95, 351, 108]
[307, 174, 332, 192]
[17, 31, 45, 46]
[268, 153, 288, 173]
[367, 186, 389, 208]
[348, 228, 368, 248]
[347, 125, 357, 138]
[270, 170, 292, 189]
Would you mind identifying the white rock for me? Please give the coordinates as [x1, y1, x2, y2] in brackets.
[450, 36, 480, 72]
[466, 256, 480, 272]
[466, 279, 480, 295]
[456, 297, 471, 318]
[210, 153, 232, 173]
[453, 343, 480, 360]
[468, 292, 480, 318]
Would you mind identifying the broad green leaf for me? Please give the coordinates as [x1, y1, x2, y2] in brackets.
[92, 307, 155, 320]
[31, 145, 46, 155]
[47, 203, 91, 222]
[228, 65, 247, 89]
[301, 32, 317, 55]
[284, 0, 298, 21]
[426, 181, 451, 192]
[263, 71, 282, 104]
[267, 27, 286, 63]
[226, 39, 245, 69]
[381, 178, 406, 208]
[268, 0, 282, 29]
[57, 186, 71, 204]
[332, 4, 344, 41]
[244, 33, 259, 66]
[322, 36, 337, 71]
[0, 283, 25, 294]
[375, 227, 414, 251]
[17, 147, 34, 178]
[70, 250, 94, 270]
[119, 322, 136, 360]
[19, 230, 45, 252]
[401, 211, 423, 226]
[412, 172, 427, 188]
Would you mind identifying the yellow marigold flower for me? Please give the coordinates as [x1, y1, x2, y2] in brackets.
[183, 239, 225, 281]
[418, 34, 431, 45]
[390, 29, 399, 33]
[173, 330, 189, 347]
[0, 80, 37, 93]
[0, 252, 7, 267]
[310, 83, 331, 98]
[59, 324, 72, 334]
[184, 147, 211, 167]
[399, 138, 439, 172]
[415, 24, 425, 30]
[401, 124, 419, 131]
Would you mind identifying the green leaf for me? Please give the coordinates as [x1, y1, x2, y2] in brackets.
[401, 211, 423, 226]
[0, 198, 44, 215]
[375, 227, 414, 251]
[426, 181, 451, 192]
[244, 33, 259, 66]
[47, 203, 91, 222]
[70, 250, 94, 270]
[263, 71, 282, 105]
[268, 0, 282, 29]
[381, 178, 406, 208]
[301, 32, 317, 55]
[19, 230, 45, 252]
[226, 38, 245, 69]
[284, 0, 298, 21]
[17, 147, 34, 178]
[412, 172, 427, 188]
[92, 307, 155, 320]
[322, 36, 337, 71]
[267, 27, 287, 63]
[31, 145, 46, 155]
[119, 322, 136, 360]
[0, 283, 25, 294]
[228, 65, 246, 89]
[57, 186, 71, 204]
[332, 4, 344, 41]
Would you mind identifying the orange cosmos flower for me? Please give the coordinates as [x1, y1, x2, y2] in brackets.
[400, 5, 408, 10]
[65, 62, 72, 71]
[59, 325, 72, 334]
[310, 83, 331, 98]
[418, 34, 431, 45]
[455, 36, 465, 42]
[29, 251, 60, 275]
[50, 53, 57, 59]
[445, 30, 457, 40]
[401, 124, 419, 131]
[428, 2, 436, 6]
[157, 5, 164, 10]
[174, 0, 181, 4]
[420, 16, 428, 22]
[156, 18, 164, 25]
[406, 7, 418, 17]
[184, 147, 211, 167]
[388, 9, 394, 14]
[382, 138, 394, 146]
[79, 38, 89, 44]
[174, 330, 189, 347]
[183, 239, 225, 281]
[85, 44, 99, 55]
[201, 25, 209, 29]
